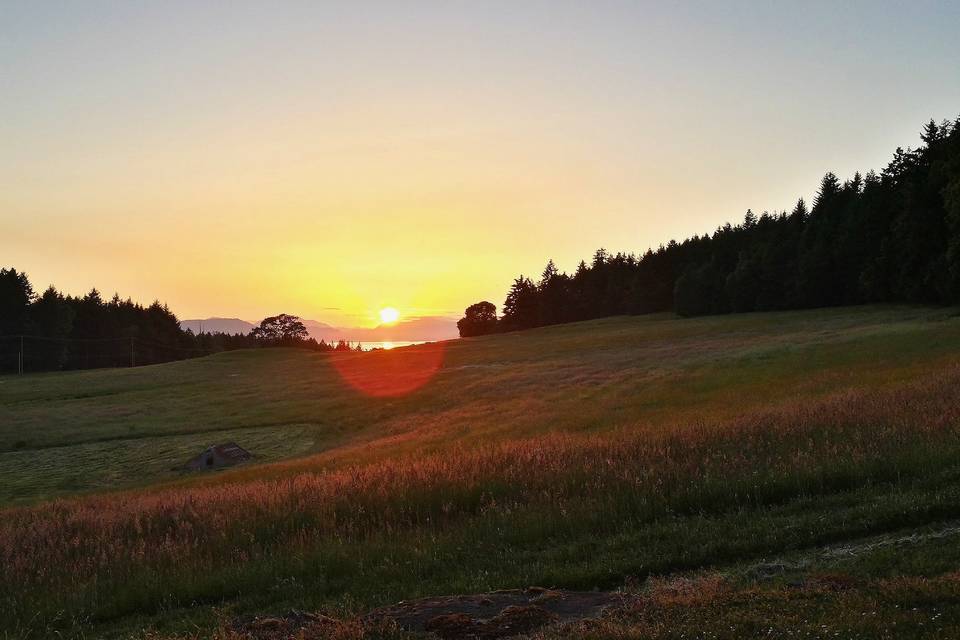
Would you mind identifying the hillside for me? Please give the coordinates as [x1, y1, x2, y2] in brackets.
[4, 305, 960, 638]
[4, 305, 955, 505]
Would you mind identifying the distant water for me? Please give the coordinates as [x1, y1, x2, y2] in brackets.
[359, 341, 426, 351]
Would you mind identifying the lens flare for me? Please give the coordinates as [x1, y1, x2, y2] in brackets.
[331, 342, 444, 397]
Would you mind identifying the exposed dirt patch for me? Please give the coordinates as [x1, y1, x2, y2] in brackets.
[228, 589, 626, 639]
[230, 609, 340, 639]
[365, 587, 626, 638]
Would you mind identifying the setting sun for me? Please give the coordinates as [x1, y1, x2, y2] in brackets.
[379, 307, 400, 325]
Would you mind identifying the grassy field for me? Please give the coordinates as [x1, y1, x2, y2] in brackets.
[3, 305, 960, 638]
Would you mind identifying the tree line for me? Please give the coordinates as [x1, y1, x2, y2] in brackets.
[0, 274, 359, 374]
[458, 116, 960, 337]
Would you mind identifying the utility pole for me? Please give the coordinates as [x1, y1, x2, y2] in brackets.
[18, 335, 23, 375]
[130, 337, 136, 368]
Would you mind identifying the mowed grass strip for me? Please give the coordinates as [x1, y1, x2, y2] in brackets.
[0, 424, 317, 504]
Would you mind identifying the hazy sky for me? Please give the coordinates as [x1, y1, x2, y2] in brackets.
[3, 1, 959, 326]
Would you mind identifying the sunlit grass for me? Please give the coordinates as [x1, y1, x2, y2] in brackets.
[2, 305, 960, 637]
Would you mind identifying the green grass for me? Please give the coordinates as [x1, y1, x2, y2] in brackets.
[0, 424, 317, 503]
[2, 305, 957, 505]
[4, 305, 960, 639]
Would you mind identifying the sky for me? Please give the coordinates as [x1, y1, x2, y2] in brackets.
[2, 1, 959, 327]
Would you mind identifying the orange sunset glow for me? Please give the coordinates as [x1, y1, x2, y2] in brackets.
[4, 4, 960, 638]
[5, 4, 954, 333]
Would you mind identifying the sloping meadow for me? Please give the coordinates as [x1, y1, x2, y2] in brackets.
[4, 363, 960, 635]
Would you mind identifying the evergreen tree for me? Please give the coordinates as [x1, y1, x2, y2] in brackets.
[500, 277, 539, 331]
[0, 268, 33, 335]
[459, 115, 960, 328]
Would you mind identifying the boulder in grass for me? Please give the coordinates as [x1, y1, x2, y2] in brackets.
[183, 442, 251, 471]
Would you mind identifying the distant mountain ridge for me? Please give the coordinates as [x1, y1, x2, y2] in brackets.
[179, 318, 255, 335]
[180, 315, 458, 343]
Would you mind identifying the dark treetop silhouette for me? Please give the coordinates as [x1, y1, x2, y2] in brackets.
[251, 314, 309, 342]
[459, 116, 960, 337]
[0, 273, 359, 374]
[456, 301, 499, 337]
